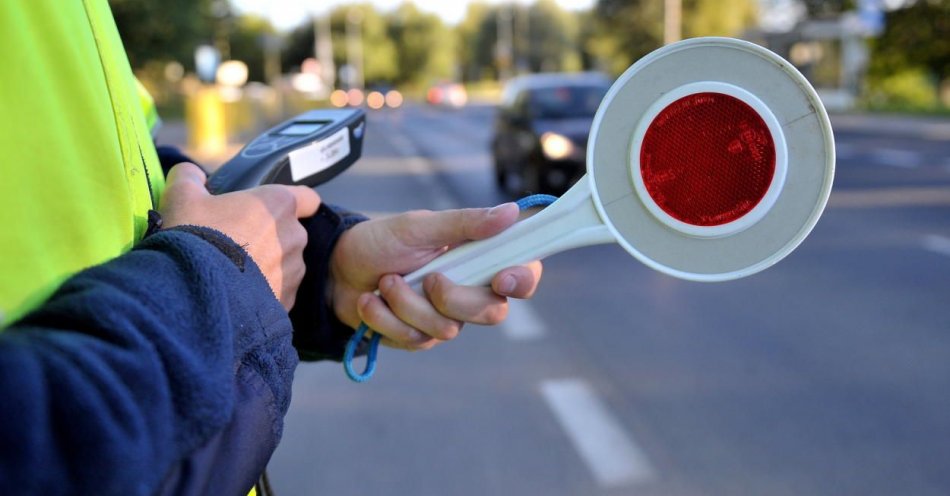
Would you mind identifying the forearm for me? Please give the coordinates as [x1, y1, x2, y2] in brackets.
[0, 227, 295, 495]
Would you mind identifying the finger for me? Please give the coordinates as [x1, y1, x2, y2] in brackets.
[288, 185, 321, 218]
[165, 162, 208, 190]
[357, 293, 440, 351]
[423, 273, 509, 326]
[403, 203, 519, 248]
[377, 274, 462, 341]
[160, 163, 210, 215]
[491, 261, 543, 299]
[379, 335, 438, 352]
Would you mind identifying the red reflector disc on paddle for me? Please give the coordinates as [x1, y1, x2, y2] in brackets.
[640, 92, 776, 227]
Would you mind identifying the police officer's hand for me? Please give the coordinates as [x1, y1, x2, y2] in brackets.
[329, 203, 543, 351]
[159, 163, 321, 310]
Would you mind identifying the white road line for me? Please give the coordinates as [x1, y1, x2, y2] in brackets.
[923, 235, 950, 258]
[871, 149, 921, 168]
[386, 132, 455, 210]
[500, 300, 546, 341]
[540, 379, 656, 488]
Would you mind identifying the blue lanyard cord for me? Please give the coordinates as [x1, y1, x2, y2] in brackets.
[343, 194, 559, 382]
[343, 323, 382, 383]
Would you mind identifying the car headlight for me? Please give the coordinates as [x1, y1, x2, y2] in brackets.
[540, 132, 574, 160]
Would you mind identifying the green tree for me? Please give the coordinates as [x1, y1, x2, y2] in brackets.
[457, 1, 585, 81]
[344, 4, 400, 85]
[456, 2, 493, 81]
[282, 4, 398, 86]
[800, 0, 855, 17]
[866, 0, 949, 107]
[870, 0, 949, 84]
[588, 0, 759, 76]
[683, 0, 758, 39]
[525, 0, 582, 72]
[228, 15, 277, 82]
[455, 4, 509, 81]
[387, 2, 456, 86]
[588, 0, 663, 75]
[110, 0, 219, 69]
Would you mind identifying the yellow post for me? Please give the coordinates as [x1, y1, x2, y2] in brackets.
[186, 85, 227, 156]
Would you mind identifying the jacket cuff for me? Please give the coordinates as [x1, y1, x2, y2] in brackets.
[155, 145, 199, 177]
[289, 204, 368, 361]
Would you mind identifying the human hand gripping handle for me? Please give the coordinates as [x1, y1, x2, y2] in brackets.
[329, 203, 544, 380]
[159, 163, 321, 309]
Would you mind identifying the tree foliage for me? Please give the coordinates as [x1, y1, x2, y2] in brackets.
[870, 0, 950, 82]
[457, 3, 503, 80]
[588, 0, 664, 75]
[525, 0, 582, 72]
[111, 0, 948, 112]
[588, 0, 758, 76]
[800, 0, 856, 18]
[387, 3, 456, 86]
[110, 0, 218, 69]
[456, 2, 493, 80]
[344, 4, 401, 85]
[228, 15, 277, 82]
[456, 1, 582, 81]
[682, 0, 758, 38]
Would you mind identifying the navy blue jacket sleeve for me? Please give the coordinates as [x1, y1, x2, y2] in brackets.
[290, 204, 368, 362]
[0, 226, 297, 496]
[155, 145, 203, 177]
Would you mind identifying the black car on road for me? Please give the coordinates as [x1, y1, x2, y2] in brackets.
[491, 72, 611, 195]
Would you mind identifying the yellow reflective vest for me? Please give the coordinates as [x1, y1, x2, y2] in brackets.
[0, 0, 164, 326]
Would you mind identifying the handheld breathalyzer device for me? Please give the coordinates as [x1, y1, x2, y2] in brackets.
[207, 108, 365, 194]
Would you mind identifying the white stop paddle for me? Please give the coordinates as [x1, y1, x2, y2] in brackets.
[346, 38, 835, 381]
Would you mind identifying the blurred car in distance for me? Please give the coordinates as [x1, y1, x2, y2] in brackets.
[491, 72, 611, 195]
[427, 81, 468, 108]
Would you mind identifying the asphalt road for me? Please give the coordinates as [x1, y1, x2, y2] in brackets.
[169, 104, 950, 495]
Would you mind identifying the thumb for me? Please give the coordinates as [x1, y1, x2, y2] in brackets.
[289, 185, 321, 219]
[165, 162, 209, 193]
[410, 203, 520, 248]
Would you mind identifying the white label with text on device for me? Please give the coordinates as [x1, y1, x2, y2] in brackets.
[289, 127, 350, 182]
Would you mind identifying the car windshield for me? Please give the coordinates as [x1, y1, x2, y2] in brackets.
[528, 84, 609, 119]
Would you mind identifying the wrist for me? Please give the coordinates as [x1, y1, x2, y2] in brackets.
[328, 231, 362, 330]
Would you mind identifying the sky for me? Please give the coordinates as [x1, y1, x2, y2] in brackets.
[233, 0, 911, 33]
[232, 0, 597, 30]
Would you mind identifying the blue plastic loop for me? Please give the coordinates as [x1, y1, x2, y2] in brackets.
[516, 194, 559, 211]
[343, 194, 558, 383]
[343, 323, 383, 382]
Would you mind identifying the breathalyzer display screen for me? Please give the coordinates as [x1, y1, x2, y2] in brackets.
[277, 122, 327, 136]
[640, 92, 776, 227]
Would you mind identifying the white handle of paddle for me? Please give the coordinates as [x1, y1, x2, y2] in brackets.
[402, 179, 615, 292]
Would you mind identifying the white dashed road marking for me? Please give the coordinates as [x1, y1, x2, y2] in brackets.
[500, 300, 546, 341]
[387, 134, 455, 210]
[540, 378, 656, 488]
[871, 149, 921, 168]
[923, 235, 950, 258]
